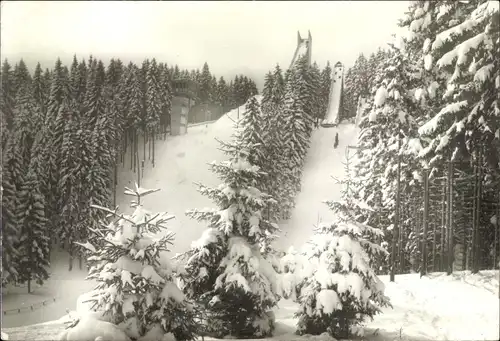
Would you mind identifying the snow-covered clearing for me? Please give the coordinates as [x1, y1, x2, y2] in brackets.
[1, 249, 95, 328]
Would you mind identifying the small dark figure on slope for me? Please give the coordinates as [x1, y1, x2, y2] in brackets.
[334, 132, 339, 149]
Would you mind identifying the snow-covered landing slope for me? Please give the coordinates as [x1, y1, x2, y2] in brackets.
[277, 123, 359, 253]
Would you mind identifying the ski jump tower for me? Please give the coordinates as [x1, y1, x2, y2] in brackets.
[290, 31, 312, 68]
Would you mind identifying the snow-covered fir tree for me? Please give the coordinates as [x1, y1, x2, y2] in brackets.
[356, 41, 425, 273]
[179, 134, 280, 338]
[289, 55, 316, 136]
[236, 97, 268, 184]
[32, 62, 47, 121]
[145, 58, 162, 132]
[296, 155, 391, 339]
[320, 62, 332, 118]
[309, 62, 323, 124]
[261, 71, 274, 115]
[16, 156, 50, 293]
[416, 0, 499, 172]
[1, 135, 23, 284]
[271, 64, 285, 106]
[199, 62, 212, 103]
[281, 79, 311, 195]
[1, 59, 16, 132]
[81, 185, 198, 341]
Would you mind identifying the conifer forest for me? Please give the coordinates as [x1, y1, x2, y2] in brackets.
[1, 1, 499, 341]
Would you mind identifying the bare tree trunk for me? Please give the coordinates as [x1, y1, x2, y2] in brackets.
[148, 128, 151, 160]
[152, 129, 155, 168]
[390, 142, 401, 282]
[130, 131, 134, 171]
[113, 161, 118, 207]
[472, 147, 483, 273]
[143, 129, 146, 165]
[495, 196, 499, 269]
[447, 161, 454, 275]
[471, 155, 480, 273]
[440, 180, 446, 271]
[400, 197, 406, 273]
[68, 245, 74, 272]
[421, 168, 429, 277]
[134, 131, 138, 173]
[461, 192, 467, 271]
[137, 151, 141, 187]
[432, 220, 436, 272]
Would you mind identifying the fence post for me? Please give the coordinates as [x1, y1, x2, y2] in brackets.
[447, 161, 454, 275]
[421, 168, 429, 277]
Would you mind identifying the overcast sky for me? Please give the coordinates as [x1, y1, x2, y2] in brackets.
[1, 1, 409, 88]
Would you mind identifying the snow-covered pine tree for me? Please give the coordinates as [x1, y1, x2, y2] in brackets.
[16, 156, 50, 293]
[180, 136, 280, 339]
[200, 62, 212, 104]
[281, 80, 311, 195]
[57, 97, 83, 267]
[260, 94, 290, 220]
[296, 154, 391, 339]
[1, 59, 16, 131]
[310, 62, 323, 125]
[320, 62, 332, 118]
[159, 63, 173, 139]
[236, 97, 267, 175]
[32, 62, 47, 123]
[417, 0, 499, 171]
[342, 67, 356, 119]
[12, 80, 39, 168]
[236, 96, 281, 224]
[261, 71, 274, 116]
[76, 60, 88, 111]
[289, 55, 316, 136]
[82, 185, 198, 341]
[44, 60, 70, 235]
[146, 58, 162, 137]
[1, 135, 23, 285]
[210, 75, 218, 103]
[216, 76, 229, 112]
[69, 55, 80, 101]
[271, 64, 285, 106]
[13, 59, 32, 98]
[343, 54, 371, 120]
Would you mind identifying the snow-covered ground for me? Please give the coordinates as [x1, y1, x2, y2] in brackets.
[2, 101, 499, 341]
[276, 122, 358, 253]
[3, 271, 498, 340]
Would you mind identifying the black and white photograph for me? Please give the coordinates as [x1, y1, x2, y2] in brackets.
[1, 1, 499, 340]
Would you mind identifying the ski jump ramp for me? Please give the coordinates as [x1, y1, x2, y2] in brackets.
[322, 61, 344, 127]
[290, 31, 312, 68]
